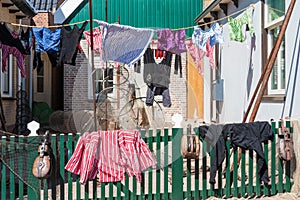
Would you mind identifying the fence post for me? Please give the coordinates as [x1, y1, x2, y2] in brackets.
[172, 128, 183, 200]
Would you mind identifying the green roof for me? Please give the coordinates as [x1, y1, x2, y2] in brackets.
[67, 0, 203, 37]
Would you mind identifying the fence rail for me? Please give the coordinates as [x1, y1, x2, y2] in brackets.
[0, 120, 294, 199]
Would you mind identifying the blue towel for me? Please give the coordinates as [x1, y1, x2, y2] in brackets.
[95, 20, 153, 65]
[33, 27, 61, 52]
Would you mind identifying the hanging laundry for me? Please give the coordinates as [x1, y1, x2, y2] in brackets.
[83, 26, 106, 68]
[83, 27, 103, 54]
[95, 20, 153, 65]
[192, 26, 215, 52]
[65, 130, 156, 184]
[33, 27, 61, 52]
[157, 29, 186, 54]
[1, 31, 27, 77]
[186, 40, 205, 75]
[33, 51, 43, 73]
[20, 27, 32, 54]
[57, 21, 88, 67]
[206, 37, 215, 69]
[134, 59, 141, 73]
[198, 121, 273, 185]
[228, 8, 255, 42]
[174, 54, 183, 78]
[146, 85, 171, 108]
[143, 48, 172, 88]
[0, 23, 28, 55]
[1, 44, 26, 77]
[209, 23, 224, 46]
[143, 48, 172, 107]
[33, 27, 61, 67]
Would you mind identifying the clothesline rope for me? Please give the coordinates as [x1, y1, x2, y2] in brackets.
[192, 4, 255, 28]
[4, 3, 254, 30]
[8, 20, 88, 28]
[2, 4, 284, 31]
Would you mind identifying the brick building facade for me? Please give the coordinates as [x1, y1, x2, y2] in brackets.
[63, 40, 188, 127]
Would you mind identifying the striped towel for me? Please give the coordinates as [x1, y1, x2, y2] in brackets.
[95, 20, 153, 65]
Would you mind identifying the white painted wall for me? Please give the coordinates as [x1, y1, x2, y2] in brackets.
[203, 0, 300, 123]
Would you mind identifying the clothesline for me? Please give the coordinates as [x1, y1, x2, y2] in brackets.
[194, 4, 254, 28]
[4, 3, 256, 30]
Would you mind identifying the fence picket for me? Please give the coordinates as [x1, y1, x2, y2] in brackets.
[59, 134, 65, 200]
[50, 135, 57, 200]
[163, 128, 169, 200]
[155, 129, 161, 200]
[0, 119, 294, 199]
[248, 150, 254, 195]
[1, 136, 7, 200]
[225, 140, 231, 198]
[263, 142, 269, 195]
[278, 121, 284, 193]
[187, 158, 192, 200]
[233, 148, 238, 197]
[67, 134, 73, 200]
[241, 149, 246, 197]
[202, 140, 207, 199]
[9, 136, 15, 200]
[171, 128, 183, 200]
[271, 121, 276, 195]
[18, 136, 24, 200]
[148, 129, 153, 200]
[75, 133, 81, 200]
[285, 121, 292, 192]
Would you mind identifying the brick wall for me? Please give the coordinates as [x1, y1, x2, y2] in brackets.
[0, 6, 22, 130]
[32, 12, 53, 26]
[64, 40, 188, 126]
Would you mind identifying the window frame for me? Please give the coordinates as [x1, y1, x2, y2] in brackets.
[0, 50, 13, 98]
[88, 50, 116, 101]
[264, 1, 286, 95]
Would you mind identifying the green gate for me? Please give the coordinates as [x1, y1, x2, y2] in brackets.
[0, 120, 294, 199]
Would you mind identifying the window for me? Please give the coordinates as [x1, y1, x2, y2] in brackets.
[265, 0, 285, 95]
[88, 58, 115, 100]
[36, 65, 44, 93]
[95, 65, 114, 95]
[0, 50, 13, 97]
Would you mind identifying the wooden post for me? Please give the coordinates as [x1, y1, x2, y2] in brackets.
[233, 0, 296, 184]
[88, 0, 98, 131]
[249, 0, 296, 121]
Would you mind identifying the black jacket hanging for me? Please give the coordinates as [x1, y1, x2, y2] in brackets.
[199, 121, 273, 185]
[0, 23, 28, 55]
[143, 48, 173, 107]
[57, 21, 88, 67]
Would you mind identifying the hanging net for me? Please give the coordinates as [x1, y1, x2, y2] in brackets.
[0, 132, 49, 199]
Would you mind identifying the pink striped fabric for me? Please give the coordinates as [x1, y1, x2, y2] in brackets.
[1, 30, 27, 77]
[65, 130, 156, 184]
[64, 131, 101, 184]
[83, 27, 107, 68]
[83, 27, 103, 54]
[1, 43, 26, 77]
[186, 40, 205, 75]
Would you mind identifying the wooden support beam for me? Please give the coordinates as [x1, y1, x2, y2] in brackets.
[9, 9, 20, 14]
[231, 0, 297, 188]
[231, 0, 238, 8]
[1, 2, 13, 7]
[219, 3, 228, 16]
[203, 17, 211, 28]
[210, 11, 218, 20]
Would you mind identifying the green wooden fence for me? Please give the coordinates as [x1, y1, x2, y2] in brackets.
[0, 121, 294, 199]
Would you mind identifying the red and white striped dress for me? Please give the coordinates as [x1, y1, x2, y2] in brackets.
[65, 130, 156, 184]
